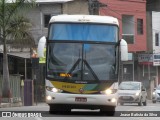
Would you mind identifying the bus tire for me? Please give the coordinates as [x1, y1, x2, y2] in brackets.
[49, 105, 59, 114]
[100, 106, 115, 116]
[49, 105, 71, 114]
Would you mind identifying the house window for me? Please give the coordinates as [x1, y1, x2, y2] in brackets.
[122, 15, 134, 44]
[44, 14, 51, 28]
[137, 19, 143, 35]
[155, 33, 159, 46]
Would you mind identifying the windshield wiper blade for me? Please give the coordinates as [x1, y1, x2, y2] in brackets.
[83, 60, 99, 81]
[68, 58, 81, 74]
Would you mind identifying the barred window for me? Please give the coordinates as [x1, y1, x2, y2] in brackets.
[137, 19, 143, 35]
[155, 33, 159, 46]
[44, 14, 51, 28]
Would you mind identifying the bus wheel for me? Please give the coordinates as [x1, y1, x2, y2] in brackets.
[49, 105, 59, 114]
[100, 106, 115, 116]
[49, 105, 71, 114]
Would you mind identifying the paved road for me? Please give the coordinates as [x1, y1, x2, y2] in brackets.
[0, 101, 160, 120]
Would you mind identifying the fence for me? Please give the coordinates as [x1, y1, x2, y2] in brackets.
[0, 75, 21, 103]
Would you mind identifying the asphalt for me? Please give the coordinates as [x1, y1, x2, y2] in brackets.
[0, 100, 152, 108]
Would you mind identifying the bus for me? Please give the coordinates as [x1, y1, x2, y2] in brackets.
[38, 15, 128, 115]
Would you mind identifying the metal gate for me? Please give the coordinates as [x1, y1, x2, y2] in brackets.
[0, 75, 21, 103]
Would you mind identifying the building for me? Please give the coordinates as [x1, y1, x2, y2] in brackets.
[27, 0, 89, 44]
[146, 0, 160, 88]
[99, 0, 147, 83]
[0, 0, 89, 102]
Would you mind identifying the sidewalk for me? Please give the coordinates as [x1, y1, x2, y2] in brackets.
[0, 102, 22, 108]
[0, 102, 47, 108]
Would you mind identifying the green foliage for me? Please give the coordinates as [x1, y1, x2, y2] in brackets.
[0, 0, 36, 98]
[0, 0, 36, 47]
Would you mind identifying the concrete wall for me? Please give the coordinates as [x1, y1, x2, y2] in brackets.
[63, 0, 89, 15]
[147, 11, 160, 53]
[26, 4, 62, 44]
[152, 12, 160, 54]
[26, 0, 89, 45]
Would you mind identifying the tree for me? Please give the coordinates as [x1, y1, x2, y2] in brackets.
[0, 0, 35, 99]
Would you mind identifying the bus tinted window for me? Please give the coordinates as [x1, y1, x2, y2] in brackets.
[49, 23, 118, 42]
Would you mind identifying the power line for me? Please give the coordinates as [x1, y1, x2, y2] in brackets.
[102, 6, 160, 33]
[101, 7, 137, 24]
[100, 1, 160, 53]
[100, 7, 148, 52]
[88, 0, 107, 15]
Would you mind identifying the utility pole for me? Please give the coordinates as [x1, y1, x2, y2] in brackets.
[88, 0, 107, 15]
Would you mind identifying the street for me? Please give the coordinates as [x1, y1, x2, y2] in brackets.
[0, 100, 160, 120]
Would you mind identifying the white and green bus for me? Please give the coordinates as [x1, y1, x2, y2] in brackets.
[38, 15, 128, 115]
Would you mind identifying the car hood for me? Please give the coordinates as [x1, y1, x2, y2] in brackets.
[118, 90, 140, 95]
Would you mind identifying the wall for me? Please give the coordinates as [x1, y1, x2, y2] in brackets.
[146, 12, 153, 52]
[147, 0, 160, 11]
[26, 0, 89, 45]
[26, 4, 62, 44]
[99, 0, 147, 52]
[152, 11, 160, 54]
[63, 0, 89, 15]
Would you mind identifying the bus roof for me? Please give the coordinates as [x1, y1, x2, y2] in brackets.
[49, 15, 119, 26]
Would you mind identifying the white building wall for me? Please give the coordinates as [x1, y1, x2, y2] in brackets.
[152, 11, 160, 54]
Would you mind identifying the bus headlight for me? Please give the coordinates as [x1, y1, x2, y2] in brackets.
[101, 89, 117, 95]
[46, 86, 63, 93]
[105, 89, 112, 94]
[46, 96, 52, 100]
[52, 88, 58, 93]
[111, 98, 116, 103]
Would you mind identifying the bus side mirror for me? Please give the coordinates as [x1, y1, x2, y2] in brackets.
[37, 36, 46, 57]
[120, 39, 128, 61]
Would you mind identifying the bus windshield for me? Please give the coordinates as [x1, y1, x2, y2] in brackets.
[49, 23, 118, 42]
[47, 43, 117, 81]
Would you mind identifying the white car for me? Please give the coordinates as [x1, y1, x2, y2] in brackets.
[152, 86, 160, 103]
[118, 81, 147, 106]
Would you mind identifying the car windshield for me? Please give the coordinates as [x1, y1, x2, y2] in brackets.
[119, 82, 140, 90]
[156, 86, 160, 90]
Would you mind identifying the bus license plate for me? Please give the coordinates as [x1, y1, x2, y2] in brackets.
[75, 97, 87, 102]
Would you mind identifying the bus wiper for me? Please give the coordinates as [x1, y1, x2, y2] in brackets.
[83, 59, 99, 81]
[65, 58, 99, 81]
[68, 58, 81, 74]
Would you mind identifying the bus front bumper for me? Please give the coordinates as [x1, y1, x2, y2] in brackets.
[46, 92, 117, 107]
